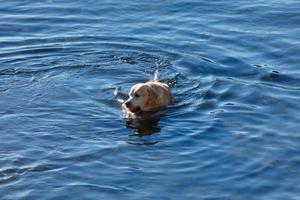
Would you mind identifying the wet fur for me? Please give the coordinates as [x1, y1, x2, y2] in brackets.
[123, 81, 171, 113]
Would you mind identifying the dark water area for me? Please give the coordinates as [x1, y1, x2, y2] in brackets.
[1, 0, 300, 199]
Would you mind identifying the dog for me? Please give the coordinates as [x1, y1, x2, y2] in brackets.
[122, 81, 172, 113]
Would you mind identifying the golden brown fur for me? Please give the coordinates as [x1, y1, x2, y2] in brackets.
[123, 81, 171, 113]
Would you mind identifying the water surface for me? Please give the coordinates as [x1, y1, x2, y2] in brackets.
[1, 0, 300, 199]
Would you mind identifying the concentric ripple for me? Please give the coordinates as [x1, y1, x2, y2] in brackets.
[1, 0, 300, 199]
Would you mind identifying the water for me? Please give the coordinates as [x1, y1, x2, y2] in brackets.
[1, 0, 300, 199]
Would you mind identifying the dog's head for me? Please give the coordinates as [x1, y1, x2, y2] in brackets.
[123, 82, 171, 113]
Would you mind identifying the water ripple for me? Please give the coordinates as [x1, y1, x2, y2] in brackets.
[1, 0, 300, 199]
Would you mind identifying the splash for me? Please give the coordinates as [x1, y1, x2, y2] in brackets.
[114, 86, 127, 103]
[153, 60, 160, 82]
[153, 69, 160, 82]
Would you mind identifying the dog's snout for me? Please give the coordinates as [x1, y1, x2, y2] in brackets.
[125, 101, 131, 108]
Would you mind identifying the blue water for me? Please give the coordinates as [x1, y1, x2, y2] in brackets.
[1, 0, 300, 199]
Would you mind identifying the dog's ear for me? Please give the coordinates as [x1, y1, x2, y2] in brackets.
[145, 86, 160, 108]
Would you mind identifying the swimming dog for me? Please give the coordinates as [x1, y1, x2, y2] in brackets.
[123, 81, 171, 113]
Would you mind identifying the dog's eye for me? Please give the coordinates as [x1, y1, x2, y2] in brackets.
[134, 93, 140, 98]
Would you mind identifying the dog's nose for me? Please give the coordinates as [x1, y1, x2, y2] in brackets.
[125, 101, 131, 108]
